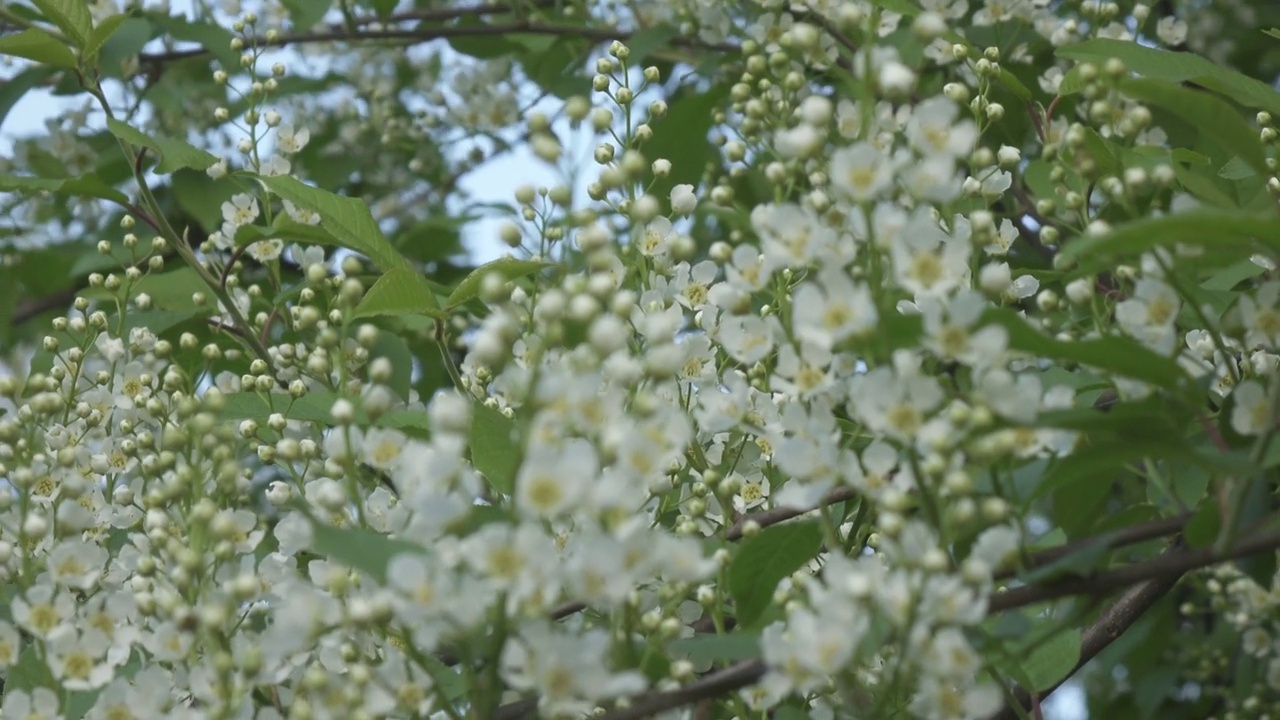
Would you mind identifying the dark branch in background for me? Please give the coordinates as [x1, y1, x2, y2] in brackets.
[987, 525, 1280, 613]
[726, 486, 858, 541]
[138, 19, 736, 73]
[13, 287, 78, 325]
[492, 521, 1280, 720]
[597, 659, 768, 720]
[998, 512, 1191, 581]
[992, 551, 1185, 720]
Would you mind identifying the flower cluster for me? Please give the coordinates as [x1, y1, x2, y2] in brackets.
[2, 0, 1280, 719]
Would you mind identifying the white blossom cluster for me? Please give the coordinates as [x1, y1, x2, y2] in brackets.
[1, 0, 1279, 719]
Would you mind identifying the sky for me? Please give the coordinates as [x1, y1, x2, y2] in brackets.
[0, 4, 1091, 718]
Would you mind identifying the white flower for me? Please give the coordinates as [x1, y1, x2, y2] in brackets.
[221, 193, 259, 227]
[848, 351, 946, 441]
[1231, 380, 1271, 436]
[515, 438, 598, 518]
[636, 216, 677, 259]
[903, 154, 962, 202]
[245, 238, 284, 262]
[829, 141, 894, 202]
[891, 212, 971, 299]
[792, 268, 878, 350]
[276, 123, 310, 153]
[361, 427, 408, 471]
[670, 183, 697, 215]
[0, 621, 19, 670]
[1116, 279, 1180, 355]
[905, 96, 978, 158]
[13, 585, 77, 639]
[47, 539, 108, 590]
[920, 290, 1007, 369]
[774, 124, 823, 159]
[283, 199, 321, 225]
[1156, 16, 1188, 45]
[1239, 282, 1280, 350]
[206, 157, 228, 179]
[2, 687, 61, 719]
[878, 60, 916, 95]
[752, 202, 837, 268]
[502, 624, 647, 717]
[259, 153, 291, 176]
[48, 629, 115, 691]
[94, 333, 125, 363]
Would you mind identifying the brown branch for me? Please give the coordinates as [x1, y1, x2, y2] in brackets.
[340, 1, 557, 29]
[992, 552, 1184, 720]
[597, 659, 767, 720]
[13, 287, 78, 325]
[997, 512, 1191, 581]
[139, 21, 735, 70]
[726, 486, 859, 541]
[987, 526, 1280, 613]
[493, 525, 1280, 720]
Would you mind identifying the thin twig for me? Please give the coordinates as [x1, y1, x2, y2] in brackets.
[991, 559, 1184, 720]
[139, 22, 735, 70]
[997, 512, 1191, 581]
[493, 524, 1280, 720]
[987, 526, 1280, 613]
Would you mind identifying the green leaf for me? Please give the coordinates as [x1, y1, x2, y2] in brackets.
[729, 521, 823, 628]
[6, 643, 55, 694]
[106, 118, 218, 173]
[1174, 162, 1241, 209]
[234, 219, 338, 249]
[669, 633, 762, 664]
[626, 24, 681, 63]
[1185, 498, 1221, 548]
[1118, 78, 1267, 174]
[172, 168, 237, 233]
[1265, 28, 1280, 41]
[446, 15, 522, 59]
[252, 177, 383, 267]
[365, 329, 414, 400]
[119, 310, 207, 336]
[1219, 156, 1258, 181]
[447, 257, 550, 307]
[997, 67, 1032, 103]
[1058, 209, 1280, 271]
[518, 35, 590, 98]
[150, 15, 240, 71]
[258, 176, 446, 317]
[84, 12, 131, 61]
[31, 0, 94, 48]
[307, 519, 426, 585]
[1034, 439, 1160, 500]
[643, 83, 730, 201]
[469, 404, 520, 494]
[1058, 38, 1280, 115]
[1202, 259, 1265, 291]
[355, 266, 444, 319]
[0, 173, 129, 204]
[1021, 627, 1081, 691]
[79, 267, 208, 310]
[0, 66, 58, 127]
[94, 17, 155, 79]
[282, 0, 332, 29]
[1057, 65, 1087, 96]
[0, 28, 79, 68]
[419, 653, 467, 701]
[983, 309, 1189, 390]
